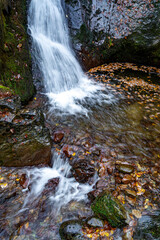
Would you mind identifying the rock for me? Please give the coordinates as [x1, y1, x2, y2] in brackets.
[91, 191, 127, 228]
[0, 107, 51, 167]
[88, 189, 100, 201]
[19, 173, 29, 189]
[122, 175, 135, 184]
[125, 189, 137, 198]
[87, 217, 104, 228]
[43, 178, 59, 194]
[73, 160, 95, 183]
[62, 145, 80, 158]
[59, 220, 86, 240]
[53, 131, 64, 143]
[117, 164, 134, 174]
[96, 179, 108, 189]
[65, 0, 160, 68]
[133, 210, 160, 240]
[0, 0, 35, 102]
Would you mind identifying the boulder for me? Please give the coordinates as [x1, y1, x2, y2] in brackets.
[91, 191, 127, 228]
[0, 91, 51, 166]
[64, 0, 160, 68]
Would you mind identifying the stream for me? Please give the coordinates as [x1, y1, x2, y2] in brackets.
[0, 0, 160, 239]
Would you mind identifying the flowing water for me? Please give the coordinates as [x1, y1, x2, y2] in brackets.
[0, 0, 159, 239]
[27, 0, 107, 211]
[28, 0, 113, 114]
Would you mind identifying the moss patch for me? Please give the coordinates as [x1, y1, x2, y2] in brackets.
[0, 0, 35, 103]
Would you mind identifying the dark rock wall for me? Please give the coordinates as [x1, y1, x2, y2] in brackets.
[64, 0, 160, 69]
[0, 0, 35, 103]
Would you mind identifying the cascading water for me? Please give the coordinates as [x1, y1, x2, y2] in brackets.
[26, 0, 111, 211]
[23, 153, 95, 212]
[28, 0, 104, 113]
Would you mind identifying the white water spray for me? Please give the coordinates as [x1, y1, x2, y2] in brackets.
[23, 153, 95, 211]
[28, 0, 104, 113]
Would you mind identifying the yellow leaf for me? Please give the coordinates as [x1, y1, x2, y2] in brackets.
[72, 152, 76, 156]
[87, 234, 93, 238]
[25, 222, 29, 229]
[132, 209, 142, 218]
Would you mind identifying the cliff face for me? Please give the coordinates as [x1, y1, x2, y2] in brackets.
[64, 0, 160, 69]
[0, 0, 35, 103]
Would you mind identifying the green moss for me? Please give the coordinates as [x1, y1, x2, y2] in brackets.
[0, 0, 35, 103]
[0, 84, 12, 92]
[91, 191, 127, 228]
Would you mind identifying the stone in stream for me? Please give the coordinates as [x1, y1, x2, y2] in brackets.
[59, 220, 87, 240]
[86, 217, 104, 228]
[43, 178, 60, 194]
[116, 164, 135, 174]
[91, 191, 127, 228]
[62, 145, 80, 158]
[72, 159, 95, 183]
[53, 130, 64, 143]
[122, 174, 135, 184]
[19, 173, 29, 189]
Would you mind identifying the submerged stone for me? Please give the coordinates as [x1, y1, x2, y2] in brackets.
[53, 130, 64, 143]
[91, 191, 127, 228]
[59, 220, 86, 240]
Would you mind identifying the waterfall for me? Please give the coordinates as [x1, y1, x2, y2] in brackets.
[28, 0, 102, 113]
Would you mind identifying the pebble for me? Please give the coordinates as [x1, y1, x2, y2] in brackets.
[117, 164, 134, 174]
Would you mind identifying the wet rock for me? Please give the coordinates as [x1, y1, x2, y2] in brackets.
[43, 178, 59, 194]
[76, 136, 94, 150]
[0, 108, 51, 167]
[117, 164, 134, 174]
[86, 217, 104, 228]
[133, 211, 160, 240]
[59, 220, 86, 240]
[73, 160, 95, 183]
[62, 145, 80, 158]
[115, 176, 122, 184]
[89, 146, 101, 156]
[19, 173, 29, 189]
[122, 175, 135, 184]
[88, 189, 100, 201]
[96, 179, 108, 189]
[65, 0, 160, 68]
[53, 131, 64, 143]
[125, 189, 137, 198]
[91, 191, 127, 228]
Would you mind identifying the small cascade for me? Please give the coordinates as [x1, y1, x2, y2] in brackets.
[23, 153, 95, 212]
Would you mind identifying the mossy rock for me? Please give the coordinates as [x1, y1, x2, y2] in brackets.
[91, 191, 127, 228]
[0, 0, 35, 103]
